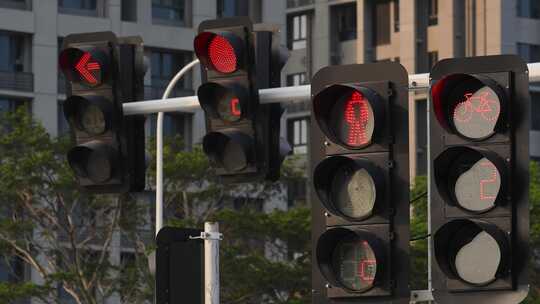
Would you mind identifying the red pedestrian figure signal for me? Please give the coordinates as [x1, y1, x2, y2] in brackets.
[345, 91, 370, 146]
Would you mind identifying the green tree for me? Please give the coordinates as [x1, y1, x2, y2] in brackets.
[0, 109, 153, 303]
[152, 135, 311, 303]
[0, 109, 312, 303]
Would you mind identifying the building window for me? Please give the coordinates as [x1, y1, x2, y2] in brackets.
[287, 73, 307, 86]
[393, 0, 400, 32]
[428, 51, 438, 69]
[332, 3, 357, 42]
[517, 43, 540, 63]
[531, 92, 540, 131]
[416, 99, 427, 175]
[0, 32, 24, 72]
[58, 0, 98, 16]
[0, 98, 26, 113]
[288, 14, 308, 50]
[148, 113, 192, 147]
[152, 0, 186, 26]
[428, 0, 438, 26]
[0, 256, 24, 283]
[288, 117, 309, 154]
[121, 0, 137, 21]
[287, 179, 306, 208]
[0, 0, 30, 10]
[151, 49, 192, 90]
[217, 0, 249, 18]
[518, 0, 540, 19]
[374, 0, 391, 45]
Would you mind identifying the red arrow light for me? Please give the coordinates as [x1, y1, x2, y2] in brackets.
[76, 52, 101, 85]
[59, 47, 107, 87]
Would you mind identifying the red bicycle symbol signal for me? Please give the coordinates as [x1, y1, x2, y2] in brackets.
[453, 91, 500, 123]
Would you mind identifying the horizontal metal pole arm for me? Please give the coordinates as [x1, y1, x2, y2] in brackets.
[123, 62, 540, 115]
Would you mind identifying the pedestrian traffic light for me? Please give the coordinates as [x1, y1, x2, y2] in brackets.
[429, 55, 530, 304]
[310, 63, 410, 303]
[156, 227, 204, 304]
[194, 17, 286, 183]
[59, 32, 146, 193]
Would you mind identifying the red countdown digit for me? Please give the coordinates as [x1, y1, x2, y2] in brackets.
[480, 160, 498, 201]
[231, 98, 241, 117]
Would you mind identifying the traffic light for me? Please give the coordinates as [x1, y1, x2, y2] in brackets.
[59, 32, 146, 193]
[310, 63, 410, 303]
[156, 227, 203, 304]
[194, 17, 286, 183]
[429, 55, 530, 304]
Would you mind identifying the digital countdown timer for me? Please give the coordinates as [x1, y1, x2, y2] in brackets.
[332, 239, 377, 292]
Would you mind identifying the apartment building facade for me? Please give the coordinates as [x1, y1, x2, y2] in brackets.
[282, 0, 540, 188]
[0, 0, 286, 303]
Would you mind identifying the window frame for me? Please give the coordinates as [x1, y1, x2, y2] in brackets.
[152, 0, 188, 26]
[288, 13, 309, 50]
[428, 0, 438, 26]
[287, 116, 309, 155]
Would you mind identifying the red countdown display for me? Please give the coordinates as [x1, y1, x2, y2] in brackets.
[217, 95, 242, 122]
[453, 157, 500, 213]
[332, 239, 377, 292]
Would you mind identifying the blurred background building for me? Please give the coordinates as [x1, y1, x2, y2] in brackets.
[0, 0, 539, 302]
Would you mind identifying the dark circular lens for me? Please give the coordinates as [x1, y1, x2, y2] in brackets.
[449, 83, 501, 139]
[221, 140, 247, 172]
[329, 90, 375, 148]
[86, 150, 112, 183]
[331, 166, 376, 219]
[80, 104, 106, 135]
[217, 95, 242, 122]
[331, 239, 377, 292]
[67, 144, 114, 183]
[451, 230, 501, 285]
[450, 155, 501, 213]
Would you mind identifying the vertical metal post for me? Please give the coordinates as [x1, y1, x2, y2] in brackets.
[426, 78, 433, 302]
[205, 222, 220, 304]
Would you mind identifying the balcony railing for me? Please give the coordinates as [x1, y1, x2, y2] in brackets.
[287, 0, 314, 9]
[144, 85, 194, 100]
[0, 70, 33, 92]
[0, 0, 30, 10]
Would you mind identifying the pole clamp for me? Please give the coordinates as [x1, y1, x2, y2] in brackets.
[190, 231, 223, 241]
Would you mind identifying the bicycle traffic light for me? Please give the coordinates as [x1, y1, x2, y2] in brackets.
[310, 63, 410, 303]
[59, 32, 146, 193]
[429, 55, 530, 304]
[194, 17, 286, 183]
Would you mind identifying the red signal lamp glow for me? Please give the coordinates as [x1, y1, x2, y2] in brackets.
[431, 73, 506, 141]
[313, 84, 383, 149]
[59, 47, 108, 87]
[194, 32, 243, 74]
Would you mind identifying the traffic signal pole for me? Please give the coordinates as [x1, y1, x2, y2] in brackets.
[123, 62, 540, 116]
[141, 60, 540, 303]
